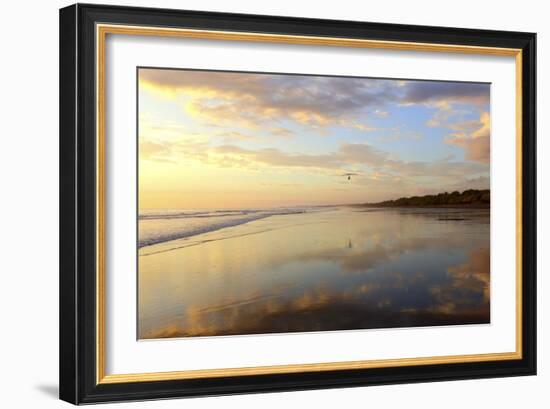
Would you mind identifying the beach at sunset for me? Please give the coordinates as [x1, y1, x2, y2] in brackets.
[137, 67, 491, 339]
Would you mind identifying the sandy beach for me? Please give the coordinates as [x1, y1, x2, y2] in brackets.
[138, 207, 490, 339]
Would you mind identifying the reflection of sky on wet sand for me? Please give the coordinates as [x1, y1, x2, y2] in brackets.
[138, 208, 489, 339]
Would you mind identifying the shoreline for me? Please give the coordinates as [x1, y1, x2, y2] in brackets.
[139, 205, 489, 251]
[139, 208, 323, 251]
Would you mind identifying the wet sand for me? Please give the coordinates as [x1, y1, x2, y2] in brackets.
[138, 207, 490, 339]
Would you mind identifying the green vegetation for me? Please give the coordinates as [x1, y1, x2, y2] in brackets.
[367, 189, 490, 207]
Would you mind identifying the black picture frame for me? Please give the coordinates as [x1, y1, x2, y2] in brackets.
[60, 3, 536, 404]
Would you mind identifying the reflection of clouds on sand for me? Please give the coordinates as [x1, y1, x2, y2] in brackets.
[450, 247, 490, 302]
[143, 259, 488, 338]
[429, 248, 490, 315]
[144, 283, 385, 338]
[139, 208, 490, 339]
[290, 232, 475, 274]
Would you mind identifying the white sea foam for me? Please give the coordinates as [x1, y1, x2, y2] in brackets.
[138, 207, 324, 248]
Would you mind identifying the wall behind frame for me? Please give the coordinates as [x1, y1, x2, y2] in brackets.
[0, 0, 545, 408]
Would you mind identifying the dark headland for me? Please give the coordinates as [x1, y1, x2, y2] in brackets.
[358, 189, 490, 208]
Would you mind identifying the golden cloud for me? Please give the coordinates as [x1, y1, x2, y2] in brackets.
[139, 68, 490, 135]
[445, 112, 490, 164]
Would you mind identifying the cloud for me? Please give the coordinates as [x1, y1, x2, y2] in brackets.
[140, 69, 391, 131]
[202, 143, 388, 173]
[404, 82, 490, 164]
[139, 68, 490, 159]
[139, 69, 490, 156]
[402, 81, 490, 106]
[268, 127, 293, 138]
[140, 130, 487, 196]
[445, 112, 490, 163]
[139, 69, 490, 197]
[216, 131, 256, 141]
[139, 140, 175, 163]
[447, 176, 490, 192]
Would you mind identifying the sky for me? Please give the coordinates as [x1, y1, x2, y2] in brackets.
[138, 68, 490, 209]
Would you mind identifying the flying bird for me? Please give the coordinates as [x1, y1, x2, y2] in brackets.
[341, 172, 359, 181]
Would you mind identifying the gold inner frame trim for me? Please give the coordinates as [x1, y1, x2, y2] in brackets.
[95, 23, 523, 385]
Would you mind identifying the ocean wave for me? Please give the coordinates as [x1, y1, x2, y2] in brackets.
[138, 208, 315, 248]
[138, 209, 260, 220]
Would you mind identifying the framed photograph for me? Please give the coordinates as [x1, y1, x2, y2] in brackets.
[59, 3, 536, 404]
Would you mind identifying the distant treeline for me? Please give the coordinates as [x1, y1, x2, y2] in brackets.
[367, 189, 490, 207]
